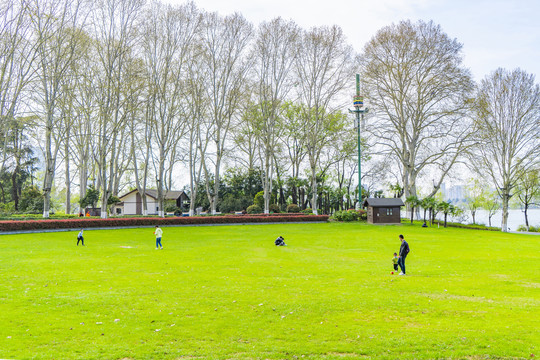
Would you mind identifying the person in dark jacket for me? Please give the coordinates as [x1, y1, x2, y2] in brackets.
[398, 234, 410, 275]
[275, 236, 286, 246]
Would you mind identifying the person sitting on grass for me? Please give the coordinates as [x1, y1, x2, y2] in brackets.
[275, 236, 286, 246]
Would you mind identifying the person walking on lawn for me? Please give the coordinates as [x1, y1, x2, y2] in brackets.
[154, 225, 163, 249]
[398, 234, 410, 275]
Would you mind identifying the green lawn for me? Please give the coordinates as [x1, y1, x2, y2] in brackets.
[0, 223, 538, 359]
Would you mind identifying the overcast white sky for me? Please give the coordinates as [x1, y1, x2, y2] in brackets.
[166, 0, 540, 82]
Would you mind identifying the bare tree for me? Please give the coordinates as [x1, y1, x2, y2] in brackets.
[184, 55, 209, 216]
[361, 20, 475, 201]
[231, 101, 261, 171]
[141, 1, 201, 216]
[66, 29, 98, 208]
[91, 0, 143, 218]
[200, 11, 253, 214]
[30, 0, 85, 217]
[329, 130, 360, 210]
[0, 0, 36, 175]
[470, 68, 540, 232]
[294, 25, 355, 214]
[481, 190, 500, 228]
[58, 70, 77, 214]
[252, 18, 299, 213]
[115, 53, 144, 199]
[464, 178, 486, 225]
[279, 101, 307, 182]
[515, 168, 539, 231]
[125, 56, 152, 215]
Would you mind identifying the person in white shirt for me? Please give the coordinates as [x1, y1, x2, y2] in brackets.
[77, 229, 84, 246]
[154, 225, 163, 249]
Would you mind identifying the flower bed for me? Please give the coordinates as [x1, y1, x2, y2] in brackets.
[0, 214, 329, 232]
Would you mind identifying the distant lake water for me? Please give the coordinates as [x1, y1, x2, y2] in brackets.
[440, 209, 540, 230]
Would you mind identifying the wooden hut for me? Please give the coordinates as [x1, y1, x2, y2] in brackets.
[363, 198, 404, 224]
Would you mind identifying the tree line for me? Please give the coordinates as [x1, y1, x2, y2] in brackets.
[0, 0, 538, 231]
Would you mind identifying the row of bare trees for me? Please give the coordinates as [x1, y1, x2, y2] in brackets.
[0, 0, 360, 218]
[0, 1, 538, 230]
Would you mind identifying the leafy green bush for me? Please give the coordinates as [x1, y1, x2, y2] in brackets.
[0, 202, 16, 215]
[269, 204, 280, 213]
[286, 204, 300, 213]
[254, 191, 264, 209]
[358, 209, 367, 220]
[301, 207, 313, 214]
[247, 204, 262, 214]
[332, 210, 361, 222]
[165, 203, 178, 213]
[219, 194, 252, 213]
[19, 186, 43, 213]
[517, 225, 539, 232]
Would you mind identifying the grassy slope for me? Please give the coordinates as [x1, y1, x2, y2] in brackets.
[0, 223, 538, 359]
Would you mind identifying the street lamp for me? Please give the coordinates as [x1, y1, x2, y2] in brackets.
[349, 74, 368, 209]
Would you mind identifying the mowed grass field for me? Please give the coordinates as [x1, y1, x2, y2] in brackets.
[0, 222, 538, 359]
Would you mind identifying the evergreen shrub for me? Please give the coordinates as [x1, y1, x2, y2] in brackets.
[247, 204, 262, 214]
[517, 225, 539, 232]
[332, 210, 361, 222]
[254, 191, 264, 209]
[286, 204, 300, 213]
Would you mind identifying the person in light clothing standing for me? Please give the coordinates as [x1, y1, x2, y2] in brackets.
[77, 229, 85, 246]
[154, 225, 163, 249]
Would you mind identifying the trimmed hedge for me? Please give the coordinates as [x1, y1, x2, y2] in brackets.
[0, 214, 329, 232]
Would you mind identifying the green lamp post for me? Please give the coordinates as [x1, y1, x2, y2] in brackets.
[349, 74, 368, 209]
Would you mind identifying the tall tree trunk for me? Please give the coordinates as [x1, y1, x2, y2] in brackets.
[524, 203, 529, 231]
[79, 156, 87, 210]
[157, 151, 165, 217]
[263, 151, 271, 214]
[310, 165, 318, 215]
[11, 167, 19, 211]
[291, 183, 297, 205]
[43, 119, 54, 218]
[501, 191, 509, 232]
[65, 136, 71, 214]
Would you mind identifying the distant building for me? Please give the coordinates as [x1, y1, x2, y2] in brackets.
[441, 183, 465, 203]
[113, 189, 190, 215]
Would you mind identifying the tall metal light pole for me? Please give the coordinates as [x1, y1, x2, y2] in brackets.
[349, 74, 368, 209]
